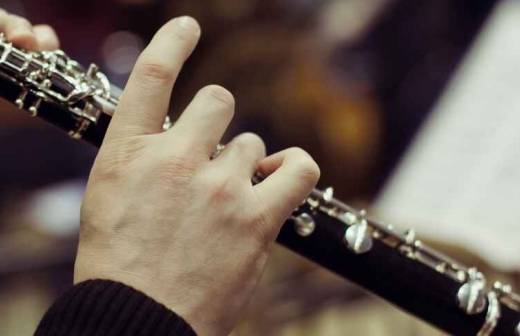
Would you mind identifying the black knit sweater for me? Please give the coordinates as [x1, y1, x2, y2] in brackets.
[34, 280, 196, 336]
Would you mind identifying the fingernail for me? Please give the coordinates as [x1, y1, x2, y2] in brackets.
[177, 16, 199, 32]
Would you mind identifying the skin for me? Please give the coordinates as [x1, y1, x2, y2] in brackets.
[2, 12, 320, 336]
[0, 10, 59, 50]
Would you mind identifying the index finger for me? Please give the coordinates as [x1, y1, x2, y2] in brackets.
[106, 16, 200, 140]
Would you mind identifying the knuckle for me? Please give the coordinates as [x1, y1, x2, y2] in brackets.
[204, 175, 238, 203]
[152, 155, 197, 183]
[151, 140, 201, 181]
[200, 85, 235, 109]
[10, 15, 30, 27]
[135, 59, 176, 83]
[167, 140, 193, 160]
[288, 147, 321, 183]
[234, 132, 265, 150]
[36, 24, 54, 33]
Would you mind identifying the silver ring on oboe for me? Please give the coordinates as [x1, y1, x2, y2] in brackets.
[211, 144, 226, 160]
[476, 291, 501, 336]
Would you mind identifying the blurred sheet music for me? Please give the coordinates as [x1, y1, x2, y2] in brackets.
[376, 0, 520, 270]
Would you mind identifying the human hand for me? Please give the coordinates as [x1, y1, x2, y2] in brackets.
[0, 8, 59, 50]
[75, 16, 320, 336]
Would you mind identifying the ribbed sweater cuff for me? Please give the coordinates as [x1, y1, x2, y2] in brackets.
[35, 279, 196, 336]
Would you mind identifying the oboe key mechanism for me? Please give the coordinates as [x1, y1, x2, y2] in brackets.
[341, 210, 373, 254]
[344, 218, 373, 254]
[14, 89, 27, 109]
[28, 98, 42, 117]
[477, 291, 501, 336]
[339, 211, 357, 225]
[293, 213, 316, 237]
[494, 281, 520, 311]
[322, 187, 334, 203]
[457, 268, 487, 315]
[494, 283, 520, 336]
[0, 34, 114, 138]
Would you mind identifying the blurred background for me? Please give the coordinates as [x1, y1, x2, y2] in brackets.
[1, 0, 519, 335]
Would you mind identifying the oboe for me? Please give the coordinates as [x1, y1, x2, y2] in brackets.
[1, 36, 520, 336]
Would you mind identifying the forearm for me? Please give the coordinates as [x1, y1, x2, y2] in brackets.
[35, 280, 196, 336]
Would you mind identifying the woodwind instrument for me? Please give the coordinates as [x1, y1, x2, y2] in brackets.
[1, 36, 519, 335]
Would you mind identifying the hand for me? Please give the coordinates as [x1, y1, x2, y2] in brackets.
[74, 16, 320, 336]
[0, 8, 59, 50]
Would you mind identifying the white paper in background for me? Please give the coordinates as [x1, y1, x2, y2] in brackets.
[375, 0, 520, 271]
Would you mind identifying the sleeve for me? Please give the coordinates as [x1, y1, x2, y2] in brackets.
[34, 279, 196, 336]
